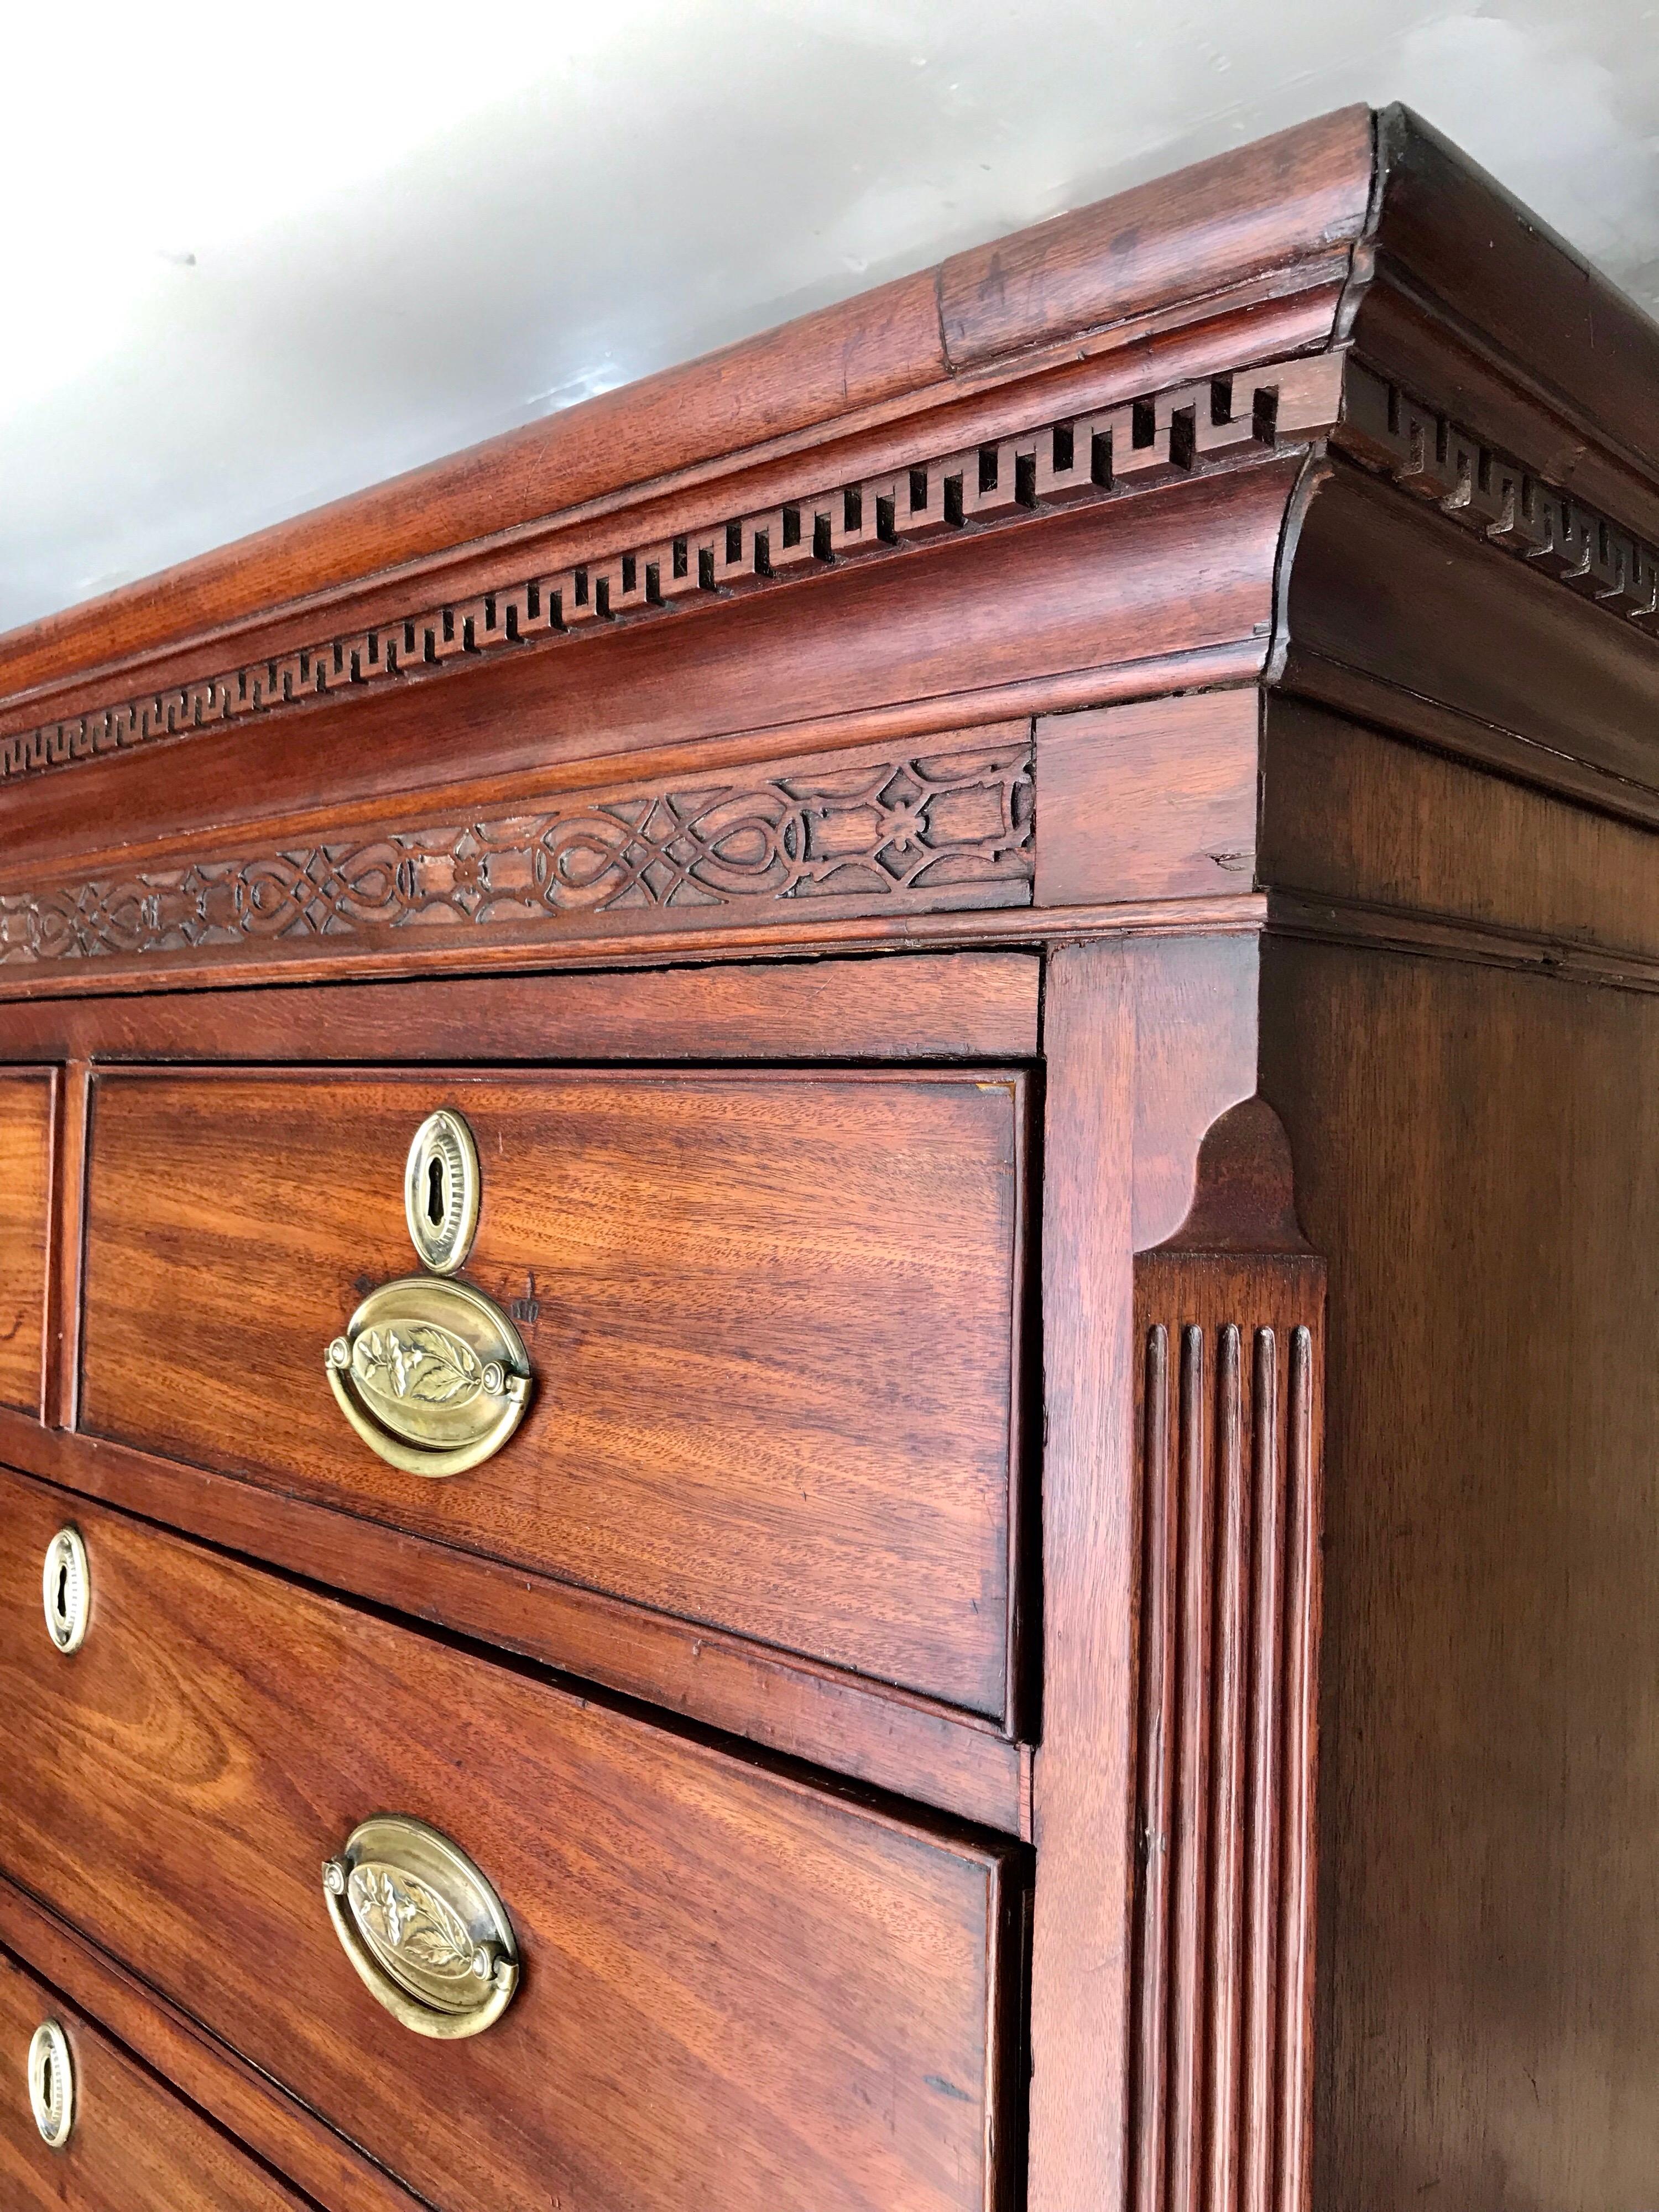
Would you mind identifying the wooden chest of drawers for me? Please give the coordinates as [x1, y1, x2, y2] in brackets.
[2, 102, 1657, 2210]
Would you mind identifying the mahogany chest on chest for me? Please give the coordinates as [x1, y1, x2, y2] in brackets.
[1, 102, 1656, 2211]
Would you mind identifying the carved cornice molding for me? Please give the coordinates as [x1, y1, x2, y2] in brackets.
[0, 731, 1034, 967]
[0, 355, 1343, 789]
[1335, 362, 1659, 635]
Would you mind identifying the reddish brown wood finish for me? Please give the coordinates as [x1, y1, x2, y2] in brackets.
[0, 354, 1342, 805]
[0, 1948, 308, 2211]
[1258, 936, 1659, 2208]
[1, 724, 1037, 979]
[0, 1070, 53, 1418]
[0, 351, 1330, 810]
[0, 96, 1656, 2212]
[0, 1875, 425, 2212]
[1030, 935, 1273, 2212]
[0, 1406, 1024, 1834]
[1035, 692, 1260, 908]
[938, 108, 1370, 372]
[1030, 940, 1138, 2212]
[1281, 459, 1659, 820]
[0, 460, 1298, 882]
[1129, 1103, 1324, 2212]
[1355, 107, 1659, 529]
[1128, 935, 1262, 1252]
[80, 1066, 1027, 1718]
[0, 263, 946, 709]
[0, 1470, 1019, 2212]
[0, 109, 1373, 718]
[1261, 698, 1659, 963]
[45, 1061, 87, 1432]
[0, 948, 1041, 1068]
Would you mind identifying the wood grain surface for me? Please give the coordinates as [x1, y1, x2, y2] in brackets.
[80, 1066, 1026, 1719]
[1028, 940, 1138, 2212]
[1262, 697, 1659, 962]
[939, 106, 1368, 371]
[0, 1404, 1024, 1835]
[1282, 460, 1659, 816]
[0, 1470, 1018, 2212]
[1262, 937, 1659, 2209]
[0, 1070, 52, 1417]
[1035, 691, 1260, 907]
[0, 459, 1296, 885]
[0, 949, 1040, 1067]
[0, 1871, 426, 2212]
[1362, 105, 1659, 519]
[0, 1947, 307, 2211]
[0, 93, 1654, 2212]
[1129, 1103, 1325, 2212]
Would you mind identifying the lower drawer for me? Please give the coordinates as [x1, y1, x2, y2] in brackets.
[0, 1469, 1020, 2212]
[0, 1949, 304, 2210]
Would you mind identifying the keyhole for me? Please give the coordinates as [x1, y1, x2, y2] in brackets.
[426, 1156, 445, 1227]
[39, 2053, 52, 2111]
[54, 1559, 68, 1626]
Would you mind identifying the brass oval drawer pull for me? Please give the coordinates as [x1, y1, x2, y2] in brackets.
[322, 1814, 519, 2040]
[326, 1277, 531, 1477]
[327, 1110, 533, 1477]
[27, 2020, 74, 2148]
[43, 1528, 90, 1653]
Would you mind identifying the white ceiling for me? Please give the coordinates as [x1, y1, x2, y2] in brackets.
[6, 0, 1658, 638]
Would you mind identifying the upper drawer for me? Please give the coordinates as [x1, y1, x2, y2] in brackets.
[79, 1067, 1026, 1718]
[0, 1471, 1018, 2212]
[0, 1070, 52, 1420]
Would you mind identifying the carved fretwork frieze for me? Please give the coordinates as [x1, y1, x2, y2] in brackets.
[1130, 1100, 1325, 2212]
[0, 731, 1035, 966]
[1337, 361, 1659, 635]
[0, 354, 1343, 788]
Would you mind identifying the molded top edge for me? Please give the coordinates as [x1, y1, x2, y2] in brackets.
[13, 98, 1659, 716]
[1368, 103, 1659, 492]
[0, 104, 1375, 708]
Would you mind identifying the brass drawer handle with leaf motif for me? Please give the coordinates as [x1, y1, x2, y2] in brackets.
[325, 1110, 534, 1478]
[322, 1814, 519, 2040]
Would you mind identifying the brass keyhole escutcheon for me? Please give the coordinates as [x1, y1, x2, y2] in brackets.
[27, 2021, 74, 2148]
[404, 1110, 479, 1276]
[42, 1529, 89, 1655]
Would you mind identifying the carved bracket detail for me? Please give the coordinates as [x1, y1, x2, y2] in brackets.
[1130, 1100, 1325, 2212]
[0, 354, 1342, 788]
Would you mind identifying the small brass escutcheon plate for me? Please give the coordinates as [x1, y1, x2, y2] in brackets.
[27, 2020, 74, 2148]
[322, 1814, 519, 2039]
[326, 1276, 531, 1478]
[404, 1109, 479, 1275]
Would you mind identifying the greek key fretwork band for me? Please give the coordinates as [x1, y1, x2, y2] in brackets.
[1337, 362, 1659, 631]
[0, 353, 1343, 787]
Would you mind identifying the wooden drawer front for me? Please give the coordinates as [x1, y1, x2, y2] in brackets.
[80, 1067, 1025, 1717]
[0, 1948, 304, 2211]
[0, 1070, 52, 1418]
[0, 1473, 1017, 2212]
